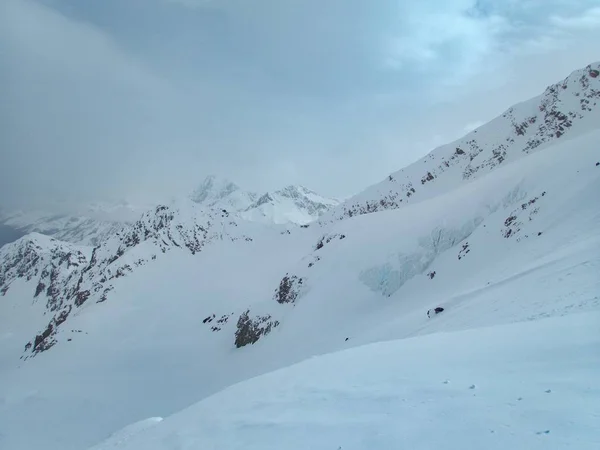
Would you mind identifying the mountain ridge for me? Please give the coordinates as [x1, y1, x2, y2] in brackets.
[190, 175, 340, 225]
[0, 61, 599, 450]
[322, 61, 600, 223]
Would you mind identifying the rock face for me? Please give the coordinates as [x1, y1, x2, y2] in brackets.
[234, 310, 280, 348]
[0, 234, 91, 353]
[0, 233, 90, 302]
[323, 62, 600, 222]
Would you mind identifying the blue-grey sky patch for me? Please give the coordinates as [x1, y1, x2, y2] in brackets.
[1, 0, 599, 208]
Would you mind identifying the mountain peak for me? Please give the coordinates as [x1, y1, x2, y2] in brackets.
[187, 178, 339, 225]
[189, 175, 246, 205]
[241, 185, 339, 225]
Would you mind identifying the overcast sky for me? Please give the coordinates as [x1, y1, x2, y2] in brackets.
[1, 0, 599, 208]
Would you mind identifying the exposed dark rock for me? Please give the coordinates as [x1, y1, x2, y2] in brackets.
[458, 242, 471, 260]
[234, 310, 279, 348]
[274, 274, 304, 304]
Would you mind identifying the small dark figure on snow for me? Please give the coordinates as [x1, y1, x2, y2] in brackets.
[427, 307, 445, 318]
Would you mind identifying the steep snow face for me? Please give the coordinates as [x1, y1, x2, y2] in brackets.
[89, 311, 600, 450]
[223, 127, 600, 355]
[241, 185, 340, 225]
[323, 62, 600, 222]
[189, 175, 258, 212]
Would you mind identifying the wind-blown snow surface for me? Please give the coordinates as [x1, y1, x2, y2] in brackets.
[0, 63, 599, 450]
[90, 311, 600, 450]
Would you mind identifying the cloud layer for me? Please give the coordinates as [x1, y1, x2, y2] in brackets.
[1, 0, 599, 208]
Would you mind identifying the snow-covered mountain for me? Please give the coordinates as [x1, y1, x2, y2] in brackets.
[0, 179, 337, 249]
[0, 201, 149, 247]
[190, 175, 339, 224]
[1, 62, 599, 450]
[322, 62, 600, 223]
[240, 185, 340, 225]
[189, 175, 258, 211]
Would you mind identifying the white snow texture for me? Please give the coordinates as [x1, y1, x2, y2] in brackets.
[0, 61, 599, 450]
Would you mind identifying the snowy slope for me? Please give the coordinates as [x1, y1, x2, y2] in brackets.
[322, 62, 600, 222]
[3, 199, 297, 359]
[1, 122, 597, 450]
[0, 62, 599, 450]
[89, 311, 600, 450]
[190, 175, 339, 225]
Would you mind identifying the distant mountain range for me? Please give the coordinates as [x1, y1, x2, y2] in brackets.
[0, 179, 339, 248]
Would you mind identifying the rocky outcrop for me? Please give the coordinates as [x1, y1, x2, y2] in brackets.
[0, 234, 90, 308]
[234, 310, 280, 348]
[273, 274, 305, 304]
[5, 202, 256, 359]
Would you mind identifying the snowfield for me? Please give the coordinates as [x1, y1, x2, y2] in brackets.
[0, 62, 599, 450]
[89, 311, 600, 450]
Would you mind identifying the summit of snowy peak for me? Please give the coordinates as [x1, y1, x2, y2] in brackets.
[187, 177, 339, 225]
[324, 60, 600, 222]
[189, 175, 258, 211]
[240, 185, 340, 225]
[276, 185, 340, 206]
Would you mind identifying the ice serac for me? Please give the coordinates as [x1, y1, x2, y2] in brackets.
[323, 62, 600, 222]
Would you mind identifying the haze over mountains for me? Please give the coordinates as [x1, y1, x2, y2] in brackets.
[0, 177, 340, 248]
[0, 62, 599, 450]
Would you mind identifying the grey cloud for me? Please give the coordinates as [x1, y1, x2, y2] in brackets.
[1, 0, 599, 210]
